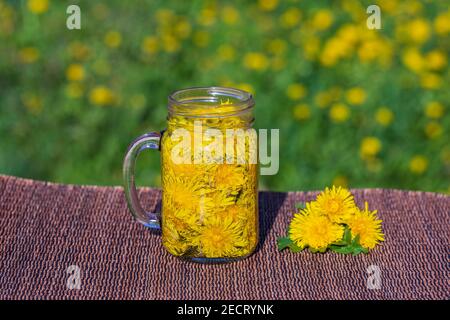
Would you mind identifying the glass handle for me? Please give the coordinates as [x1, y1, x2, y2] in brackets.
[123, 132, 161, 229]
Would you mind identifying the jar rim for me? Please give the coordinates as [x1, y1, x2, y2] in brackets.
[168, 86, 254, 118]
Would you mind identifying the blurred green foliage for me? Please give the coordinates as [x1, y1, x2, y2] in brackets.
[0, 0, 449, 192]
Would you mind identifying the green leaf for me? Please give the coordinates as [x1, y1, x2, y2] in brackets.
[294, 202, 306, 210]
[343, 226, 352, 244]
[277, 236, 303, 252]
[330, 245, 354, 254]
[277, 237, 293, 251]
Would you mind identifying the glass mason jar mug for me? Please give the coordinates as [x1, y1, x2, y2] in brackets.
[123, 87, 258, 262]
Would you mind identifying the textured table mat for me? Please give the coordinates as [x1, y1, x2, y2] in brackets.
[0, 175, 449, 300]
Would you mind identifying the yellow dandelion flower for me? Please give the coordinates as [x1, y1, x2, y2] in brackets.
[434, 12, 450, 35]
[21, 93, 43, 115]
[329, 103, 350, 123]
[347, 202, 384, 249]
[407, 19, 430, 44]
[65, 82, 84, 99]
[174, 19, 192, 39]
[332, 175, 348, 188]
[162, 218, 192, 256]
[161, 34, 180, 53]
[196, 217, 246, 258]
[345, 87, 366, 105]
[426, 50, 447, 70]
[221, 6, 239, 25]
[219, 204, 247, 222]
[409, 155, 428, 174]
[89, 86, 115, 106]
[293, 104, 311, 121]
[289, 203, 344, 251]
[19, 47, 39, 64]
[360, 137, 382, 159]
[197, 8, 216, 27]
[402, 48, 424, 73]
[193, 30, 210, 48]
[217, 44, 235, 61]
[286, 83, 306, 100]
[425, 102, 444, 119]
[258, 0, 278, 12]
[68, 41, 90, 60]
[243, 52, 269, 71]
[214, 164, 245, 189]
[311, 9, 334, 31]
[267, 38, 287, 56]
[66, 64, 85, 82]
[27, 0, 48, 14]
[141, 36, 159, 55]
[420, 73, 442, 89]
[280, 8, 301, 28]
[104, 31, 122, 48]
[375, 107, 394, 126]
[314, 186, 357, 223]
[424, 121, 443, 139]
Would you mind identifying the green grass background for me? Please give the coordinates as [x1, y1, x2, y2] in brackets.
[0, 0, 448, 192]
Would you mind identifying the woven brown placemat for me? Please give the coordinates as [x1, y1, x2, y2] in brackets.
[0, 175, 448, 300]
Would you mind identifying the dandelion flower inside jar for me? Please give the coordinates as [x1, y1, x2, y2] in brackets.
[123, 87, 259, 262]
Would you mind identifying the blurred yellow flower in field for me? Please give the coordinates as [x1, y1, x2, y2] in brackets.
[360, 137, 382, 159]
[337, 24, 359, 44]
[267, 38, 287, 55]
[425, 122, 443, 139]
[271, 57, 286, 71]
[19, 47, 39, 64]
[89, 86, 115, 106]
[314, 91, 330, 108]
[193, 31, 210, 48]
[104, 31, 122, 48]
[420, 73, 442, 89]
[329, 103, 350, 123]
[243, 52, 269, 71]
[198, 8, 216, 26]
[426, 50, 447, 70]
[286, 83, 306, 100]
[280, 8, 301, 28]
[217, 44, 235, 61]
[311, 9, 333, 31]
[66, 64, 85, 82]
[68, 41, 90, 61]
[332, 175, 348, 188]
[21, 93, 43, 114]
[377, 0, 398, 13]
[320, 37, 351, 66]
[425, 102, 444, 119]
[162, 34, 180, 52]
[141, 36, 158, 55]
[345, 87, 366, 105]
[293, 104, 310, 121]
[407, 19, 430, 44]
[155, 9, 175, 25]
[222, 6, 239, 25]
[236, 83, 254, 95]
[174, 19, 192, 39]
[27, 0, 49, 14]
[434, 12, 450, 35]
[65, 83, 83, 99]
[402, 48, 424, 73]
[303, 36, 320, 60]
[358, 38, 392, 66]
[375, 107, 394, 126]
[258, 0, 278, 11]
[409, 155, 428, 174]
